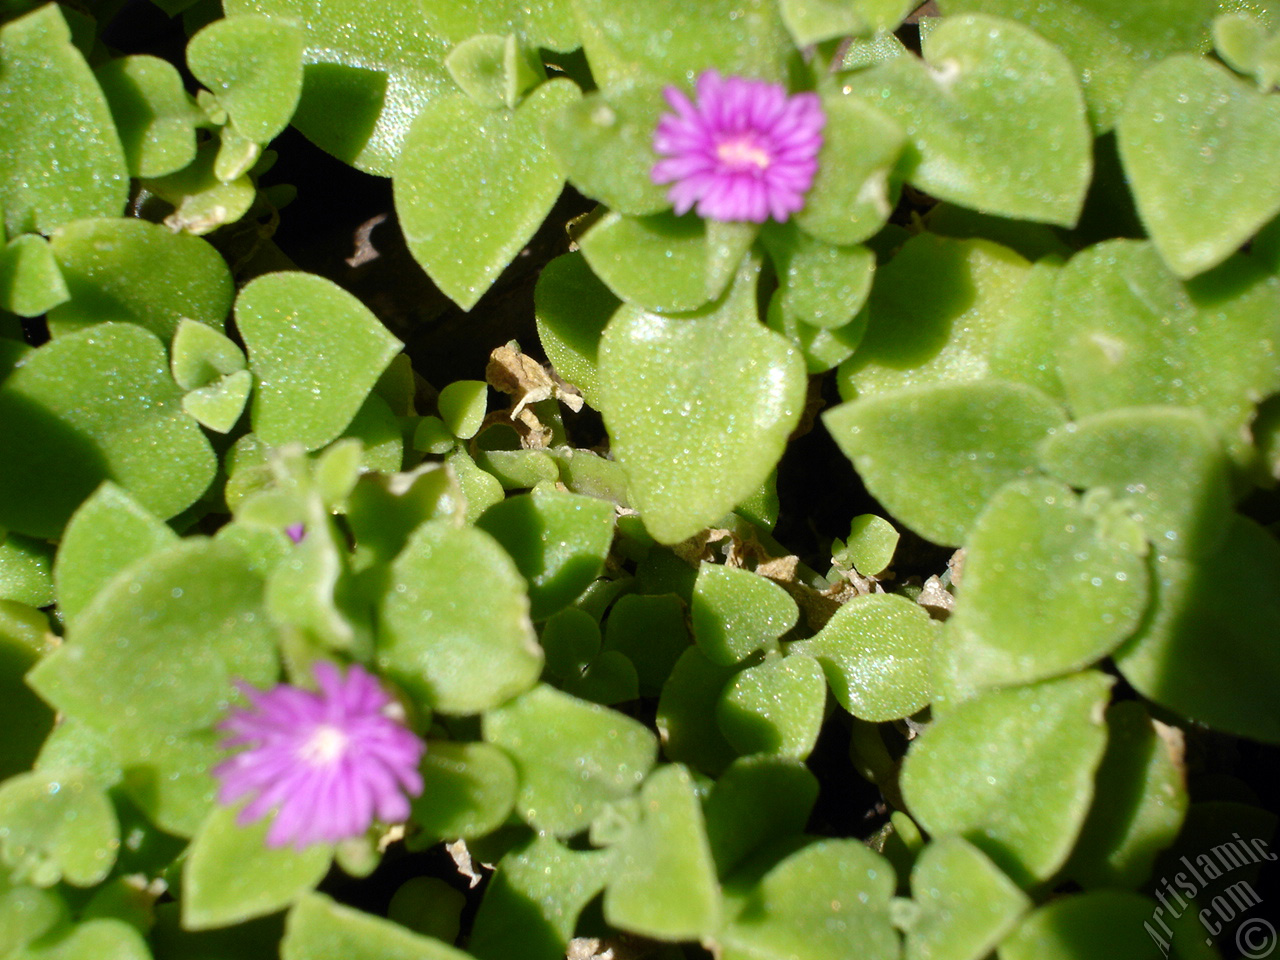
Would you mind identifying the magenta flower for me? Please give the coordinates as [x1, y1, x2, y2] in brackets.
[651, 70, 825, 224]
[212, 661, 426, 848]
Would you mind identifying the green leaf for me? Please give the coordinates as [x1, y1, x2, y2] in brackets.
[0, 233, 69, 318]
[603, 764, 721, 941]
[53, 482, 178, 627]
[766, 293, 866, 374]
[691, 563, 799, 666]
[601, 593, 690, 696]
[1038, 407, 1233, 558]
[780, 0, 914, 44]
[938, 479, 1148, 701]
[823, 380, 1068, 547]
[842, 14, 1091, 226]
[426, 0, 580, 52]
[0, 533, 54, 607]
[27, 539, 279, 833]
[902, 835, 1030, 960]
[16, 917, 152, 960]
[141, 138, 256, 235]
[436, 380, 488, 440]
[937, 0, 1213, 133]
[0, 5, 127, 236]
[1113, 516, 1280, 743]
[476, 486, 615, 620]
[764, 224, 876, 330]
[0, 601, 55, 780]
[283, 892, 472, 960]
[183, 803, 332, 930]
[534, 252, 620, 410]
[840, 514, 899, 577]
[1052, 240, 1280, 462]
[792, 593, 937, 721]
[718, 839, 898, 960]
[407, 741, 517, 846]
[378, 520, 542, 714]
[703, 755, 819, 878]
[599, 265, 806, 544]
[835, 234, 1034, 401]
[716, 654, 826, 759]
[0, 768, 118, 888]
[572, 0, 792, 90]
[543, 80, 670, 215]
[469, 835, 614, 960]
[221, 0, 452, 175]
[1118, 55, 1280, 277]
[656, 647, 742, 776]
[347, 463, 466, 566]
[791, 94, 906, 247]
[900, 671, 1113, 886]
[0, 323, 216, 539]
[998, 891, 1166, 960]
[94, 54, 201, 178]
[47, 218, 234, 342]
[1066, 701, 1189, 890]
[395, 79, 578, 310]
[579, 211, 757, 314]
[483, 684, 657, 835]
[444, 34, 545, 110]
[187, 14, 305, 144]
[171, 319, 247, 391]
[237, 271, 402, 451]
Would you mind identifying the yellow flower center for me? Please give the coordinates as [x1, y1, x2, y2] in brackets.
[716, 137, 771, 171]
[298, 724, 348, 766]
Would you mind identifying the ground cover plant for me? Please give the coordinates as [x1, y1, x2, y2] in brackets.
[2, 0, 1279, 957]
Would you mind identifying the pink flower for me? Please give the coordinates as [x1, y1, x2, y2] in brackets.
[651, 70, 825, 224]
[213, 662, 426, 848]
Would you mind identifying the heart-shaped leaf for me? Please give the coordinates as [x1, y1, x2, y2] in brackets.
[48, 218, 233, 342]
[0, 234, 69, 318]
[691, 563, 799, 666]
[0, 323, 216, 539]
[53, 483, 177, 627]
[938, 0, 1214, 132]
[1113, 516, 1280, 744]
[716, 655, 826, 759]
[237, 271, 402, 451]
[395, 79, 579, 310]
[534, 251, 620, 409]
[187, 14, 305, 144]
[901, 835, 1030, 960]
[1118, 55, 1280, 277]
[998, 891, 1166, 960]
[183, 803, 331, 930]
[222, 0, 453, 174]
[791, 593, 937, 721]
[283, 893, 472, 960]
[842, 13, 1091, 226]
[1065, 701, 1189, 890]
[1052, 239, 1280, 462]
[599, 263, 806, 544]
[579, 211, 757, 314]
[835, 234, 1034, 401]
[0, 768, 118, 888]
[938, 479, 1148, 702]
[407, 741, 518, 847]
[483, 684, 656, 836]
[900, 671, 1113, 886]
[543, 80, 670, 215]
[823, 380, 1068, 547]
[572, 0, 792, 91]
[94, 54, 201, 178]
[377, 521, 542, 715]
[603, 764, 721, 941]
[0, 5, 127, 236]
